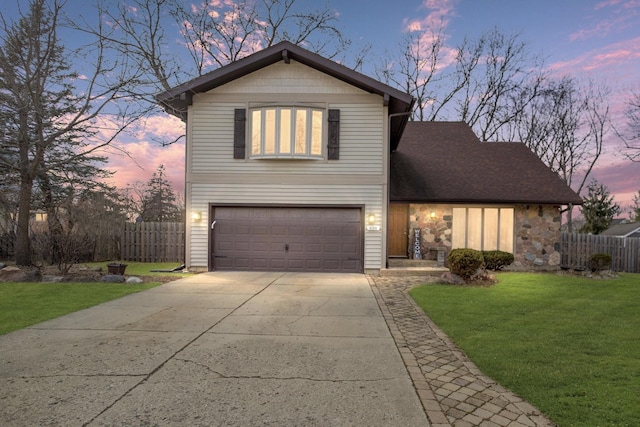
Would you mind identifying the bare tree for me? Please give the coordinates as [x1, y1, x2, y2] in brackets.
[86, 0, 362, 83]
[454, 28, 546, 142]
[379, 24, 610, 193]
[622, 89, 640, 161]
[0, 0, 140, 265]
[82, 0, 181, 94]
[376, 26, 455, 121]
[174, 0, 355, 73]
[379, 27, 545, 135]
[75, 0, 364, 146]
[508, 77, 610, 194]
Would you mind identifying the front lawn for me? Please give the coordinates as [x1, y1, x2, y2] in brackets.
[409, 272, 640, 427]
[0, 281, 161, 335]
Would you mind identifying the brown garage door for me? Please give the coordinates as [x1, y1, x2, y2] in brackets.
[211, 207, 363, 273]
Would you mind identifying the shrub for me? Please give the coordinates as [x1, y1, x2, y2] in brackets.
[447, 248, 484, 280]
[483, 250, 514, 271]
[589, 253, 612, 272]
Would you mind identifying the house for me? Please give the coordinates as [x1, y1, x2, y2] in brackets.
[156, 41, 582, 274]
[600, 222, 640, 238]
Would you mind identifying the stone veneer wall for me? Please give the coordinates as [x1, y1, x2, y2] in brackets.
[407, 203, 563, 269]
[513, 204, 563, 270]
[408, 204, 453, 261]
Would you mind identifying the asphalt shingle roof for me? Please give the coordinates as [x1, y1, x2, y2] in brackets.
[390, 121, 584, 205]
[599, 222, 640, 237]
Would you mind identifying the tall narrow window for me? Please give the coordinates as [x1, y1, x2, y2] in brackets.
[295, 109, 307, 154]
[311, 110, 323, 155]
[251, 109, 262, 156]
[279, 109, 291, 154]
[264, 108, 276, 154]
[250, 106, 324, 159]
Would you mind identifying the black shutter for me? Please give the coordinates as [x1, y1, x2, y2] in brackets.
[327, 109, 340, 160]
[233, 108, 246, 159]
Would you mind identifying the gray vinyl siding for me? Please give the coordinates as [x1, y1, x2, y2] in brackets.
[210, 60, 367, 95]
[189, 184, 384, 270]
[189, 102, 384, 175]
[185, 60, 388, 271]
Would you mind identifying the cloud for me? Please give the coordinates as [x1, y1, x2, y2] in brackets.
[96, 113, 186, 195]
[549, 36, 640, 75]
[403, 0, 456, 33]
[104, 139, 186, 196]
[571, 0, 639, 41]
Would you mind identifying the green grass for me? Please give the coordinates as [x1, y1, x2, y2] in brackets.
[0, 281, 162, 335]
[409, 272, 640, 427]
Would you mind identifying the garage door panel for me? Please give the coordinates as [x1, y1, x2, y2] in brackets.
[342, 260, 359, 270]
[212, 207, 362, 273]
[234, 242, 249, 251]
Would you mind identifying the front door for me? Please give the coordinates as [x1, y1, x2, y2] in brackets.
[388, 203, 409, 257]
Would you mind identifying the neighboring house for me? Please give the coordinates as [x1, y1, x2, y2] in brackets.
[156, 41, 582, 273]
[600, 222, 640, 238]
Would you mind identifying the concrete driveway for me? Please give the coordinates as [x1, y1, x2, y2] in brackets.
[0, 272, 429, 426]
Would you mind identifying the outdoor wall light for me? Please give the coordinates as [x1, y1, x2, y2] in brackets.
[192, 211, 202, 222]
[368, 213, 375, 225]
[430, 211, 436, 220]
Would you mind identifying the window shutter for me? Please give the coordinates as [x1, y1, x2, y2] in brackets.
[327, 109, 340, 160]
[233, 108, 246, 159]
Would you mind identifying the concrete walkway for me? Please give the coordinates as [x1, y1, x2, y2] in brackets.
[0, 272, 428, 426]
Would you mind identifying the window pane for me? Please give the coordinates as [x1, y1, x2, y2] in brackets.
[295, 109, 307, 154]
[279, 109, 291, 154]
[499, 208, 514, 252]
[264, 108, 276, 154]
[467, 208, 482, 250]
[452, 208, 467, 249]
[483, 208, 499, 250]
[251, 110, 261, 155]
[311, 110, 323, 155]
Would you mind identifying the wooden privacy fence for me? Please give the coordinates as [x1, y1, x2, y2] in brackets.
[121, 222, 185, 263]
[560, 232, 640, 273]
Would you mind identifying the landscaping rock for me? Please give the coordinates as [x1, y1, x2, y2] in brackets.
[42, 275, 64, 283]
[439, 271, 466, 285]
[0, 262, 6, 269]
[126, 276, 143, 284]
[0, 266, 27, 282]
[102, 274, 125, 283]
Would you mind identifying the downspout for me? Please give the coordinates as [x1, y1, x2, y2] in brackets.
[386, 111, 412, 269]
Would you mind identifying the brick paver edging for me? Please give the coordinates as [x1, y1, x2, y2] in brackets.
[367, 275, 556, 427]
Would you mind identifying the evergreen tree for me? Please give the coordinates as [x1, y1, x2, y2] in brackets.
[629, 191, 640, 222]
[0, 0, 136, 265]
[580, 180, 621, 234]
[139, 165, 183, 222]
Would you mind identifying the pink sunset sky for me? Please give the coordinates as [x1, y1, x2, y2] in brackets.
[3, 0, 638, 213]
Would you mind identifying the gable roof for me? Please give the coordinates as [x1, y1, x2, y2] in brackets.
[599, 222, 640, 237]
[155, 41, 414, 148]
[390, 121, 584, 205]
